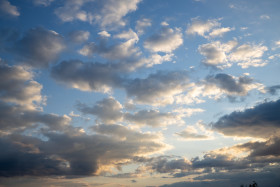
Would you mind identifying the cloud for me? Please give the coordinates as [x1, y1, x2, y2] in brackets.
[144, 27, 183, 53]
[208, 27, 233, 38]
[176, 73, 264, 104]
[12, 27, 65, 68]
[229, 43, 268, 68]
[79, 31, 140, 61]
[198, 40, 268, 69]
[51, 60, 122, 93]
[125, 71, 190, 106]
[0, 63, 44, 110]
[212, 99, 280, 138]
[260, 14, 270, 20]
[98, 31, 111, 38]
[54, 0, 141, 28]
[135, 18, 152, 35]
[186, 18, 220, 37]
[68, 30, 90, 43]
[32, 0, 54, 6]
[0, 0, 20, 17]
[175, 121, 212, 141]
[0, 124, 168, 177]
[77, 97, 123, 124]
[125, 109, 183, 127]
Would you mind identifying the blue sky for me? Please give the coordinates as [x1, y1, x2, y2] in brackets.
[0, 0, 280, 186]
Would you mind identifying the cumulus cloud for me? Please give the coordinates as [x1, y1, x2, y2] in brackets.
[125, 71, 190, 106]
[68, 30, 90, 43]
[98, 30, 111, 38]
[125, 109, 183, 127]
[0, 0, 20, 17]
[54, 0, 141, 28]
[77, 97, 123, 124]
[212, 99, 280, 138]
[229, 43, 268, 68]
[79, 31, 140, 60]
[135, 18, 152, 35]
[176, 73, 264, 104]
[187, 18, 233, 39]
[0, 123, 168, 177]
[144, 27, 183, 53]
[175, 121, 212, 141]
[51, 60, 122, 93]
[12, 27, 65, 68]
[0, 63, 44, 110]
[198, 40, 268, 69]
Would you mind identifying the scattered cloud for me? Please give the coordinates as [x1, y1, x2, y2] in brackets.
[136, 18, 152, 35]
[144, 27, 183, 53]
[212, 99, 280, 138]
[260, 14, 270, 20]
[0, 0, 20, 17]
[68, 30, 90, 43]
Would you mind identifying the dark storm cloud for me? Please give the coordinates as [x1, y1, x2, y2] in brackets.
[212, 99, 280, 138]
[12, 27, 65, 68]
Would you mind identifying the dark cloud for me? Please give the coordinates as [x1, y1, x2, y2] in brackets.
[12, 27, 65, 68]
[0, 0, 20, 17]
[68, 30, 90, 43]
[212, 99, 280, 138]
[0, 123, 168, 177]
[267, 85, 280, 95]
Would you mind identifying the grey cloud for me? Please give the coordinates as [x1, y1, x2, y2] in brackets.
[77, 97, 123, 124]
[12, 27, 65, 68]
[175, 130, 209, 140]
[144, 27, 183, 53]
[124, 110, 178, 127]
[0, 63, 43, 109]
[51, 60, 123, 92]
[0, 123, 168, 177]
[149, 157, 191, 174]
[0, 0, 20, 17]
[267, 85, 280, 95]
[212, 99, 280, 138]
[125, 71, 189, 106]
[68, 30, 90, 43]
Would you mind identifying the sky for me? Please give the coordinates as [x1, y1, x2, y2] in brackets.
[0, 0, 280, 186]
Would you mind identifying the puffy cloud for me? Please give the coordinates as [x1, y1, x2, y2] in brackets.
[125, 109, 182, 127]
[77, 97, 123, 124]
[51, 60, 122, 93]
[0, 124, 168, 176]
[79, 31, 140, 60]
[0, 63, 43, 110]
[12, 27, 65, 68]
[144, 27, 183, 53]
[198, 40, 237, 68]
[198, 40, 268, 69]
[98, 31, 111, 38]
[54, 0, 141, 28]
[229, 43, 268, 68]
[212, 99, 280, 138]
[68, 30, 90, 43]
[135, 18, 152, 35]
[208, 27, 233, 38]
[175, 121, 212, 141]
[176, 73, 264, 104]
[186, 18, 220, 37]
[125, 71, 190, 106]
[0, 0, 20, 17]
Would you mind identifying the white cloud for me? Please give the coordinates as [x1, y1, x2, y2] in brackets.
[98, 31, 111, 38]
[135, 18, 152, 35]
[186, 18, 220, 37]
[144, 27, 183, 53]
[0, 0, 20, 17]
[33, 0, 54, 6]
[260, 14, 270, 20]
[209, 27, 233, 38]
